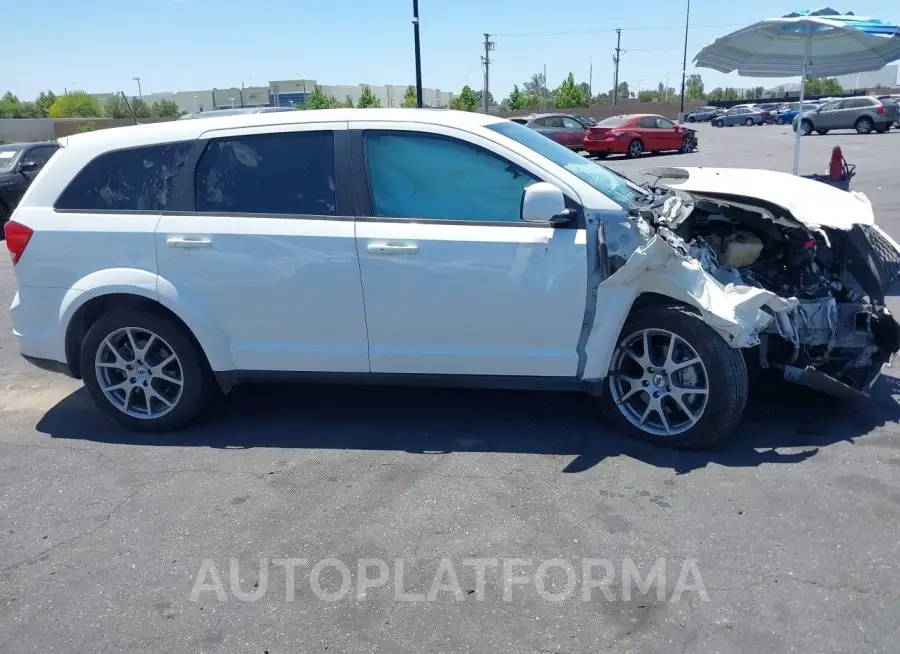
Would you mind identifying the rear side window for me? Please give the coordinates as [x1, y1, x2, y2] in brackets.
[55, 142, 192, 212]
[194, 131, 336, 216]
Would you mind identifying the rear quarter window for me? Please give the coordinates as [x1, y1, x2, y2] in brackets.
[55, 141, 193, 212]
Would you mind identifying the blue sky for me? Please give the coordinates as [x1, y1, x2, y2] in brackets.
[5, 0, 899, 100]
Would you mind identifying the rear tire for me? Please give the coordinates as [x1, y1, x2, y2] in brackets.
[713, 119, 724, 128]
[626, 139, 643, 158]
[856, 117, 874, 134]
[80, 308, 216, 431]
[744, 118, 754, 126]
[598, 306, 749, 449]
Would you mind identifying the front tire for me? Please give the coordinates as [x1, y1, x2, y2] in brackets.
[713, 119, 724, 128]
[744, 118, 754, 126]
[598, 306, 749, 449]
[679, 135, 695, 154]
[799, 119, 813, 135]
[80, 308, 215, 431]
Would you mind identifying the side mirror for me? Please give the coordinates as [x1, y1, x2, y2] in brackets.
[521, 182, 570, 224]
[17, 160, 39, 173]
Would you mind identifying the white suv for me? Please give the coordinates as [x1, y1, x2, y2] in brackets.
[7, 108, 900, 449]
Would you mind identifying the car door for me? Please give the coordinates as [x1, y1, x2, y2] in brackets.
[155, 122, 371, 373]
[561, 116, 586, 149]
[814, 100, 843, 129]
[635, 116, 661, 149]
[653, 117, 681, 149]
[540, 116, 567, 145]
[349, 123, 588, 377]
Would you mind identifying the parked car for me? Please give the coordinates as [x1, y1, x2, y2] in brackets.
[712, 106, 770, 126]
[179, 106, 296, 120]
[685, 106, 724, 122]
[793, 96, 897, 134]
[571, 114, 597, 127]
[511, 113, 587, 150]
[0, 142, 60, 226]
[583, 114, 698, 158]
[876, 94, 900, 127]
[7, 109, 900, 450]
[775, 101, 820, 125]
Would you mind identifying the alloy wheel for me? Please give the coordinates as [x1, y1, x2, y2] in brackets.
[94, 327, 185, 419]
[628, 140, 643, 157]
[608, 328, 710, 437]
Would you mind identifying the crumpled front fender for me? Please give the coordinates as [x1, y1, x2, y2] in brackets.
[580, 235, 796, 382]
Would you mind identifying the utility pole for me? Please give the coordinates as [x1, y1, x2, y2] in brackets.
[589, 56, 593, 103]
[132, 76, 142, 98]
[481, 33, 495, 113]
[412, 0, 423, 107]
[679, 0, 692, 117]
[612, 29, 622, 106]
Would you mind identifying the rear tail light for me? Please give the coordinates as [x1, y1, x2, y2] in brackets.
[4, 221, 33, 265]
[877, 105, 886, 115]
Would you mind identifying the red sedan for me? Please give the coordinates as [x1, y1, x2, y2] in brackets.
[583, 114, 698, 158]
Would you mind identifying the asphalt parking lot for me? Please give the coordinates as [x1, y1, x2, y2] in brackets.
[3, 123, 900, 653]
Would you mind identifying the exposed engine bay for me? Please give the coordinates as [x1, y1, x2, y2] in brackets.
[616, 182, 900, 397]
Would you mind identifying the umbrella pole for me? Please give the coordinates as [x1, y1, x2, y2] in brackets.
[792, 29, 812, 175]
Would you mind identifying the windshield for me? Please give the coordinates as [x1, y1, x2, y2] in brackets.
[487, 120, 635, 209]
[0, 147, 22, 172]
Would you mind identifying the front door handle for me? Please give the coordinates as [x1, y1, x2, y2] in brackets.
[167, 236, 212, 249]
[366, 241, 418, 255]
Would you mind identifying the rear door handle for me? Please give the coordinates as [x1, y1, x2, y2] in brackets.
[167, 236, 212, 249]
[366, 241, 418, 255]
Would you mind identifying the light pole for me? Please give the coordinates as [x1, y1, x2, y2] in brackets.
[193, 95, 199, 112]
[412, 0, 423, 107]
[229, 97, 235, 108]
[678, 0, 691, 117]
[665, 71, 670, 102]
[132, 76, 142, 98]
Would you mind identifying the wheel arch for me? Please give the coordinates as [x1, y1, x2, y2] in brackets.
[62, 275, 234, 380]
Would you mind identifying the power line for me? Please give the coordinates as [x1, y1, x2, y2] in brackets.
[493, 21, 747, 38]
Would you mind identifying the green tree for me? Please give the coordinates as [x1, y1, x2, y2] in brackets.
[805, 76, 843, 95]
[685, 74, 705, 100]
[450, 85, 479, 111]
[401, 85, 418, 108]
[0, 91, 20, 118]
[342, 94, 355, 108]
[522, 72, 549, 98]
[151, 99, 180, 117]
[35, 91, 57, 118]
[130, 97, 152, 118]
[504, 84, 526, 110]
[103, 94, 129, 118]
[47, 91, 102, 118]
[707, 87, 725, 101]
[475, 90, 495, 107]
[303, 85, 334, 109]
[553, 73, 589, 109]
[357, 86, 382, 108]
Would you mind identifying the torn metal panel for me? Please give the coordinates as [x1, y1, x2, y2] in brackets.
[581, 234, 795, 381]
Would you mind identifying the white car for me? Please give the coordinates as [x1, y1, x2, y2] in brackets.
[6, 109, 900, 449]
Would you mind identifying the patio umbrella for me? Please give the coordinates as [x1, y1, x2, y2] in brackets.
[693, 8, 900, 174]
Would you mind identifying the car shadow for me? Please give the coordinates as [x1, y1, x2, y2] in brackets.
[36, 374, 900, 475]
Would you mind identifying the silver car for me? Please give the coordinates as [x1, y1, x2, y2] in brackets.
[711, 106, 769, 127]
[792, 96, 897, 135]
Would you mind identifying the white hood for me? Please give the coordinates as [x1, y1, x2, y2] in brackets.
[644, 166, 874, 230]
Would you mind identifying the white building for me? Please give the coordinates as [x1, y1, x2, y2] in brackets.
[836, 64, 899, 90]
[92, 79, 454, 114]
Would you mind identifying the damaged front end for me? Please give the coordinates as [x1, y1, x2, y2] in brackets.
[613, 179, 900, 398]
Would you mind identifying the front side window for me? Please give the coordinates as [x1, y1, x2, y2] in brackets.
[24, 146, 58, 167]
[56, 142, 192, 211]
[364, 131, 538, 223]
[195, 130, 336, 215]
[0, 146, 23, 173]
[636, 117, 658, 129]
[656, 117, 675, 129]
